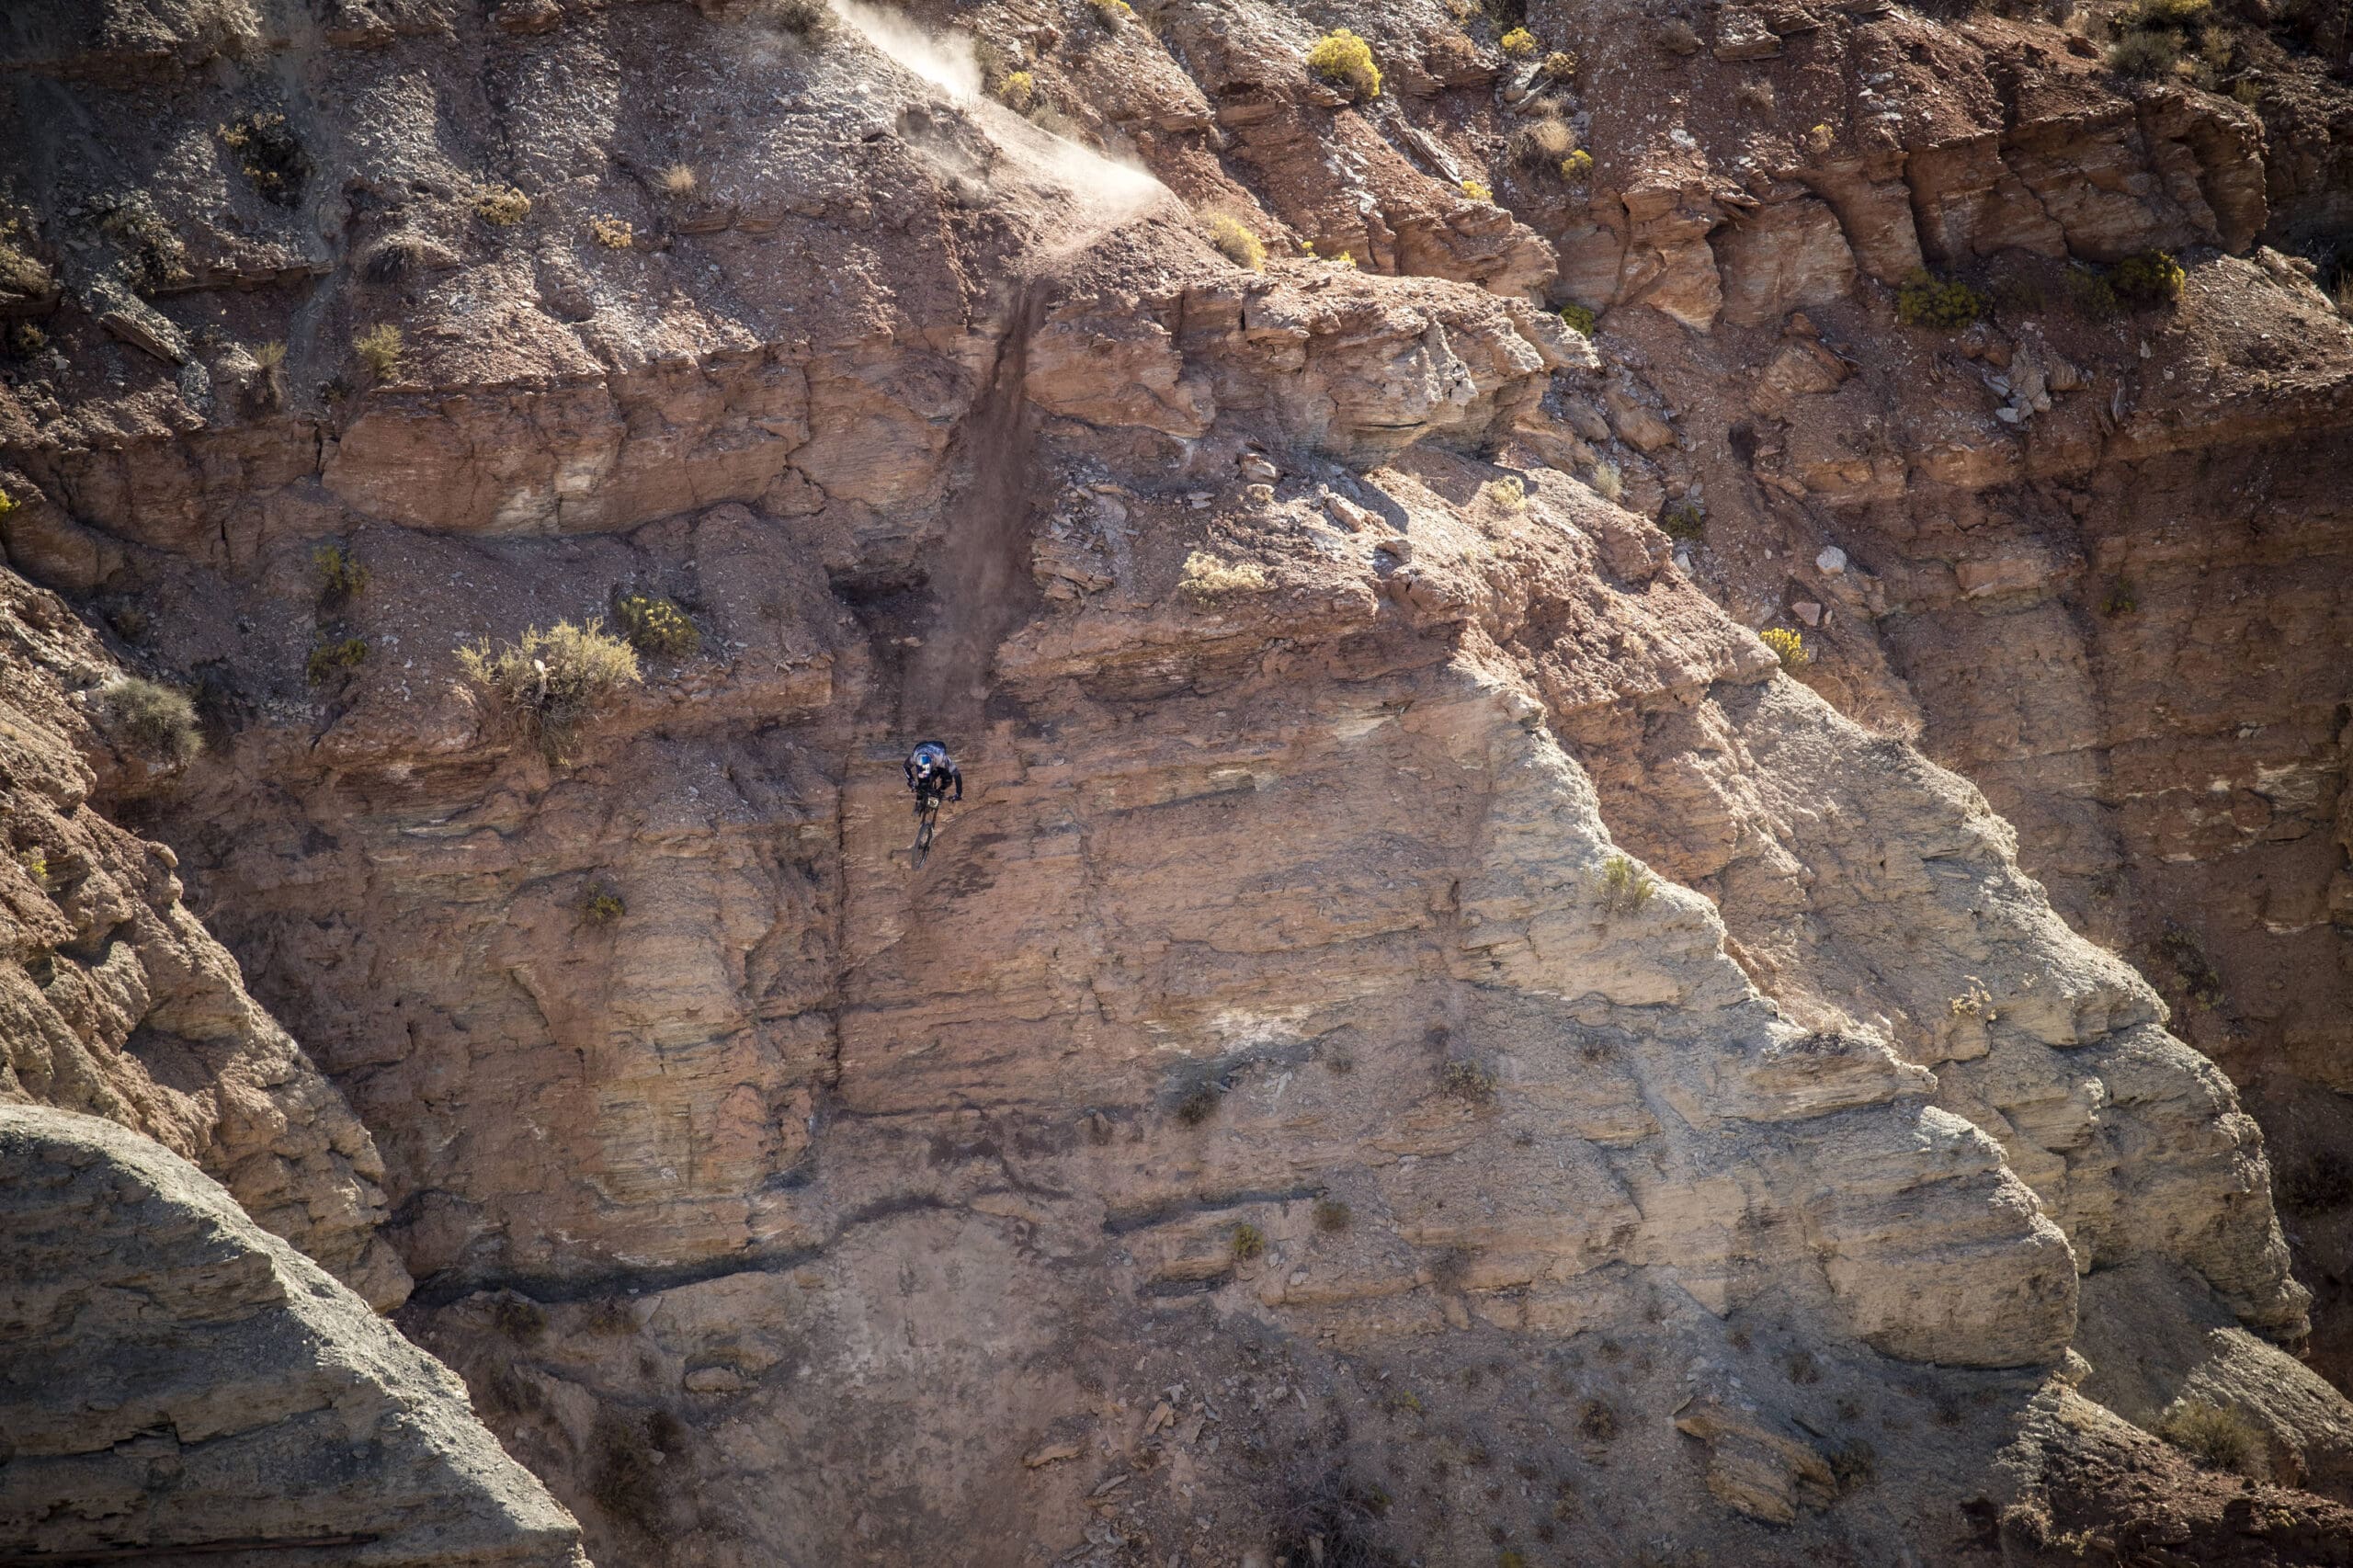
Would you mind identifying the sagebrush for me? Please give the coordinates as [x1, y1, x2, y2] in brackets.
[95, 676, 202, 765]
[457, 619, 642, 733]
[2155, 1401, 2260, 1475]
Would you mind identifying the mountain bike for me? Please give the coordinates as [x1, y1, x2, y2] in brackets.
[912, 793, 943, 869]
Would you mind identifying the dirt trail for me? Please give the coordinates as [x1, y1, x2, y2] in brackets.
[899, 275, 1051, 737]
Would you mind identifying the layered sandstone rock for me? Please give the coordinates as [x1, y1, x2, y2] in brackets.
[0, 0, 2348, 1562]
[0, 1102, 588, 1566]
[0, 565, 409, 1309]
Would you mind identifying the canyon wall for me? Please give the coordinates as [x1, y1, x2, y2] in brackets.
[1, 0, 2350, 1562]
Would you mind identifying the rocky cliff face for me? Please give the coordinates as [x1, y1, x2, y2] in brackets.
[1, 1103, 589, 1566]
[0, 562, 408, 1308]
[0, 523, 585, 1558]
[2, 0, 2350, 1562]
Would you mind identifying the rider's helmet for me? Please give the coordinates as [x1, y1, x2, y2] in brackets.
[910, 741, 949, 778]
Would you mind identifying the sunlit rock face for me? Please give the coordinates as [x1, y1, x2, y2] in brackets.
[1, 0, 2348, 1561]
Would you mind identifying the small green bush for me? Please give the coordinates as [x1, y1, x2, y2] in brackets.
[487, 1291, 549, 1341]
[1830, 1438, 1877, 1494]
[2155, 922, 2225, 1006]
[95, 676, 202, 765]
[1313, 1198, 1352, 1233]
[613, 592, 699, 658]
[353, 323, 403, 380]
[2066, 267, 2121, 321]
[474, 183, 532, 226]
[2155, 1401, 2260, 1475]
[217, 112, 309, 207]
[1481, 476, 1527, 511]
[584, 886, 626, 924]
[314, 542, 369, 604]
[457, 619, 642, 731]
[1207, 214, 1266, 271]
[1174, 1081, 1221, 1125]
[305, 637, 368, 684]
[0, 224, 48, 301]
[1597, 853, 1654, 913]
[1659, 501, 1705, 540]
[1762, 626, 1809, 669]
[1562, 148, 1594, 182]
[1231, 1222, 1267, 1261]
[99, 198, 190, 295]
[2101, 578, 2137, 617]
[1439, 1058, 1497, 1104]
[1559, 303, 1596, 336]
[1307, 29, 1382, 99]
[2111, 249, 2185, 305]
[755, 0, 832, 35]
[2124, 0, 2211, 28]
[1499, 27, 1538, 56]
[1895, 269, 1988, 329]
[2107, 28, 2181, 78]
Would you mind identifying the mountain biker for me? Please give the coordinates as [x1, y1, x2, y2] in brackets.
[905, 741, 962, 812]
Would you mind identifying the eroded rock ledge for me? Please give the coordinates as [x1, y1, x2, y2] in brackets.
[0, 1102, 587, 1567]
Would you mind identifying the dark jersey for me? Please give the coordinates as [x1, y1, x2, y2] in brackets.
[905, 743, 962, 803]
